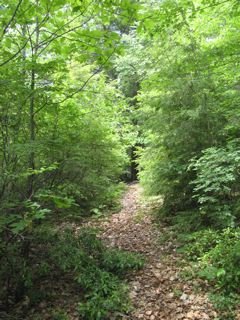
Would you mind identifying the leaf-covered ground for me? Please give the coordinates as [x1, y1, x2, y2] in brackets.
[23, 183, 219, 320]
[91, 183, 218, 320]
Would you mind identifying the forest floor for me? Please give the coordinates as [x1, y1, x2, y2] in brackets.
[88, 183, 218, 320]
[24, 183, 220, 320]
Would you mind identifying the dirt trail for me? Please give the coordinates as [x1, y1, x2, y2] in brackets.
[24, 183, 218, 320]
[96, 183, 217, 320]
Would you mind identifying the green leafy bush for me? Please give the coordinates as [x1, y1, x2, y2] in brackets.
[171, 209, 203, 233]
[182, 228, 240, 293]
[51, 228, 144, 320]
[0, 225, 144, 319]
[209, 293, 239, 320]
[101, 249, 144, 275]
[200, 229, 240, 292]
[189, 146, 240, 228]
[0, 199, 53, 304]
[77, 285, 129, 320]
[179, 229, 221, 260]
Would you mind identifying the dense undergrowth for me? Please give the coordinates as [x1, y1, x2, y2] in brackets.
[126, 1, 240, 318]
[0, 225, 144, 319]
[1, 0, 240, 318]
[148, 142, 240, 317]
[0, 0, 139, 316]
[175, 227, 240, 319]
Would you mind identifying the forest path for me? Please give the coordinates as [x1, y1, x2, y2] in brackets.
[91, 183, 217, 320]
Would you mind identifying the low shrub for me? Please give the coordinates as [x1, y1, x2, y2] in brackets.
[0, 225, 144, 319]
[182, 228, 240, 292]
[189, 146, 240, 229]
[51, 227, 144, 319]
[180, 227, 240, 316]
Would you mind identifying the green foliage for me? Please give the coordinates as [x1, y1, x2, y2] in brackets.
[114, 0, 240, 317]
[131, 1, 240, 311]
[189, 146, 240, 228]
[200, 229, 240, 292]
[52, 310, 69, 320]
[179, 227, 240, 316]
[3, 0, 240, 317]
[182, 228, 240, 292]
[171, 209, 203, 233]
[50, 228, 144, 320]
[77, 286, 129, 320]
[179, 229, 219, 259]
[0, 1, 140, 317]
[0, 225, 144, 318]
[135, 0, 240, 228]
[209, 293, 239, 320]
[0, 0, 136, 217]
[101, 249, 144, 275]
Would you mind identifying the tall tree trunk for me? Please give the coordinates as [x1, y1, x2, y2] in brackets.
[28, 68, 36, 198]
[15, 8, 40, 303]
[27, 11, 39, 199]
